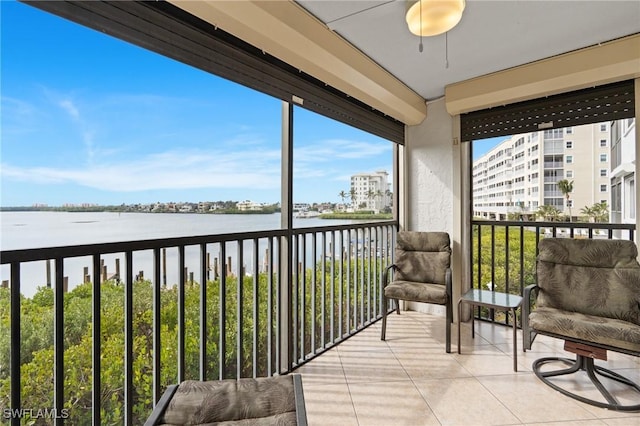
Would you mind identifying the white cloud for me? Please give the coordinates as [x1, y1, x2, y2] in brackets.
[3, 89, 391, 202]
[59, 99, 80, 120]
[0, 96, 43, 135]
[292, 139, 391, 183]
[334, 174, 353, 182]
[0, 147, 282, 192]
[295, 139, 390, 163]
[292, 167, 330, 179]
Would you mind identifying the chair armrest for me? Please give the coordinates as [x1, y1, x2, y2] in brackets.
[292, 374, 308, 426]
[523, 284, 539, 314]
[144, 384, 179, 426]
[522, 283, 539, 351]
[382, 264, 398, 288]
[445, 267, 452, 298]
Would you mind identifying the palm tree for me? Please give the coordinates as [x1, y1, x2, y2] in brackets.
[374, 189, 383, 213]
[536, 205, 561, 222]
[366, 189, 375, 210]
[580, 205, 594, 222]
[580, 201, 609, 223]
[385, 189, 393, 210]
[349, 188, 357, 209]
[338, 190, 347, 204]
[593, 201, 609, 223]
[557, 179, 574, 221]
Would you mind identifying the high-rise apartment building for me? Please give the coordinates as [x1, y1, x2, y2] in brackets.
[350, 170, 391, 213]
[610, 118, 636, 226]
[473, 124, 611, 220]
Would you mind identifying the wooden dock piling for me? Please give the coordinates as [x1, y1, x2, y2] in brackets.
[46, 259, 52, 288]
[162, 248, 167, 286]
[262, 248, 269, 273]
[115, 258, 121, 280]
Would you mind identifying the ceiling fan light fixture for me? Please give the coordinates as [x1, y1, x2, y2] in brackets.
[406, 0, 465, 37]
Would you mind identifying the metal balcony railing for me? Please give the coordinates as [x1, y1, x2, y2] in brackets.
[471, 219, 635, 325]
[1, 221, 396, 425]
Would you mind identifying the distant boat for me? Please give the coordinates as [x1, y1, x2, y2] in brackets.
[295, 211, 320, 218]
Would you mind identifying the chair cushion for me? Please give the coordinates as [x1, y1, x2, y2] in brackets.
[158, 376, 297, 425]
[538, 238, 639, 269]
[537, 238, 640, 326]
[395, 231, 451, 284]
[529, 306, 640, 353]
[160, 412, 296, 425]
[384, 280, 447, 305]
[397, 231, 450, 252]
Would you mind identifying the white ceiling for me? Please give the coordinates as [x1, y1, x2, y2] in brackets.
[295, 0, 640, 101]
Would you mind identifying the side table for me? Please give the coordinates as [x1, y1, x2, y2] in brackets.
[457, 289, 523, 372]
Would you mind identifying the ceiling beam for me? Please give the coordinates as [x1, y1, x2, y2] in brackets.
[168, 0, 427, 126]
[445, 34, 640, 116]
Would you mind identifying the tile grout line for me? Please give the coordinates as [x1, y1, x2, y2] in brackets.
[388, 314, 446, 426]
[337, 337, 365, 426]
[397, 313, 528, 425]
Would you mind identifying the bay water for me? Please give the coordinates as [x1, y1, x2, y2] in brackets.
[1, 211, 365, 297]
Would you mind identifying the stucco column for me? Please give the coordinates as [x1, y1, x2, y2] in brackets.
[405, 98, 458, 317]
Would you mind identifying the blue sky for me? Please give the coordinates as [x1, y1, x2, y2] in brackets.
[473, 136, 508, 160]
[0, 1, 392, 207]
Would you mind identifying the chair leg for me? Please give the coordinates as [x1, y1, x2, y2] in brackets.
[381, 297, 399, 340]
[533, 355, 640, 411]
[381, 296, 388, 340]
[445, 300, 452, 353]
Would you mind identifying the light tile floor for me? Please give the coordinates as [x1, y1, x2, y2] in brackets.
[297, 311, 640, 426]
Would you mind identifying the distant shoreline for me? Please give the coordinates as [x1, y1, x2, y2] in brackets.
[319, 212, 392, 220]
[0, 206, 279, 214]
[0, 207, 393, 220]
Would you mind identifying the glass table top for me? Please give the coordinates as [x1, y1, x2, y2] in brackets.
[460, 289, 523, 309]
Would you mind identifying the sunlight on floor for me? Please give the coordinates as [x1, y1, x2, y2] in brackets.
[297, 311, 640, 426]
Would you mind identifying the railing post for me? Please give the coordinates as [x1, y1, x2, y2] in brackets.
[124, 251, 134, 426]
[320, 231, 327, 348]
[200, 243, 208, 381]
[330, 231, 336, 342]
[279, 100, 293, 373]
[267, 238, 274, 376]
[10, 262, 20, 426]
[311, 233, 316, 355]
[92, 254, 102, 425]
[252, 238, 259, 378]
[153, 248, 162, 403]
[177, 246, 185, 382]
[54, 258, 64, 426]
[236, 241, 244, 378]
[219, 243, 227, 379]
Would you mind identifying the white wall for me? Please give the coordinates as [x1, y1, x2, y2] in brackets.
[404, 98, 455, 315]
[405, 98, 454, 232]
